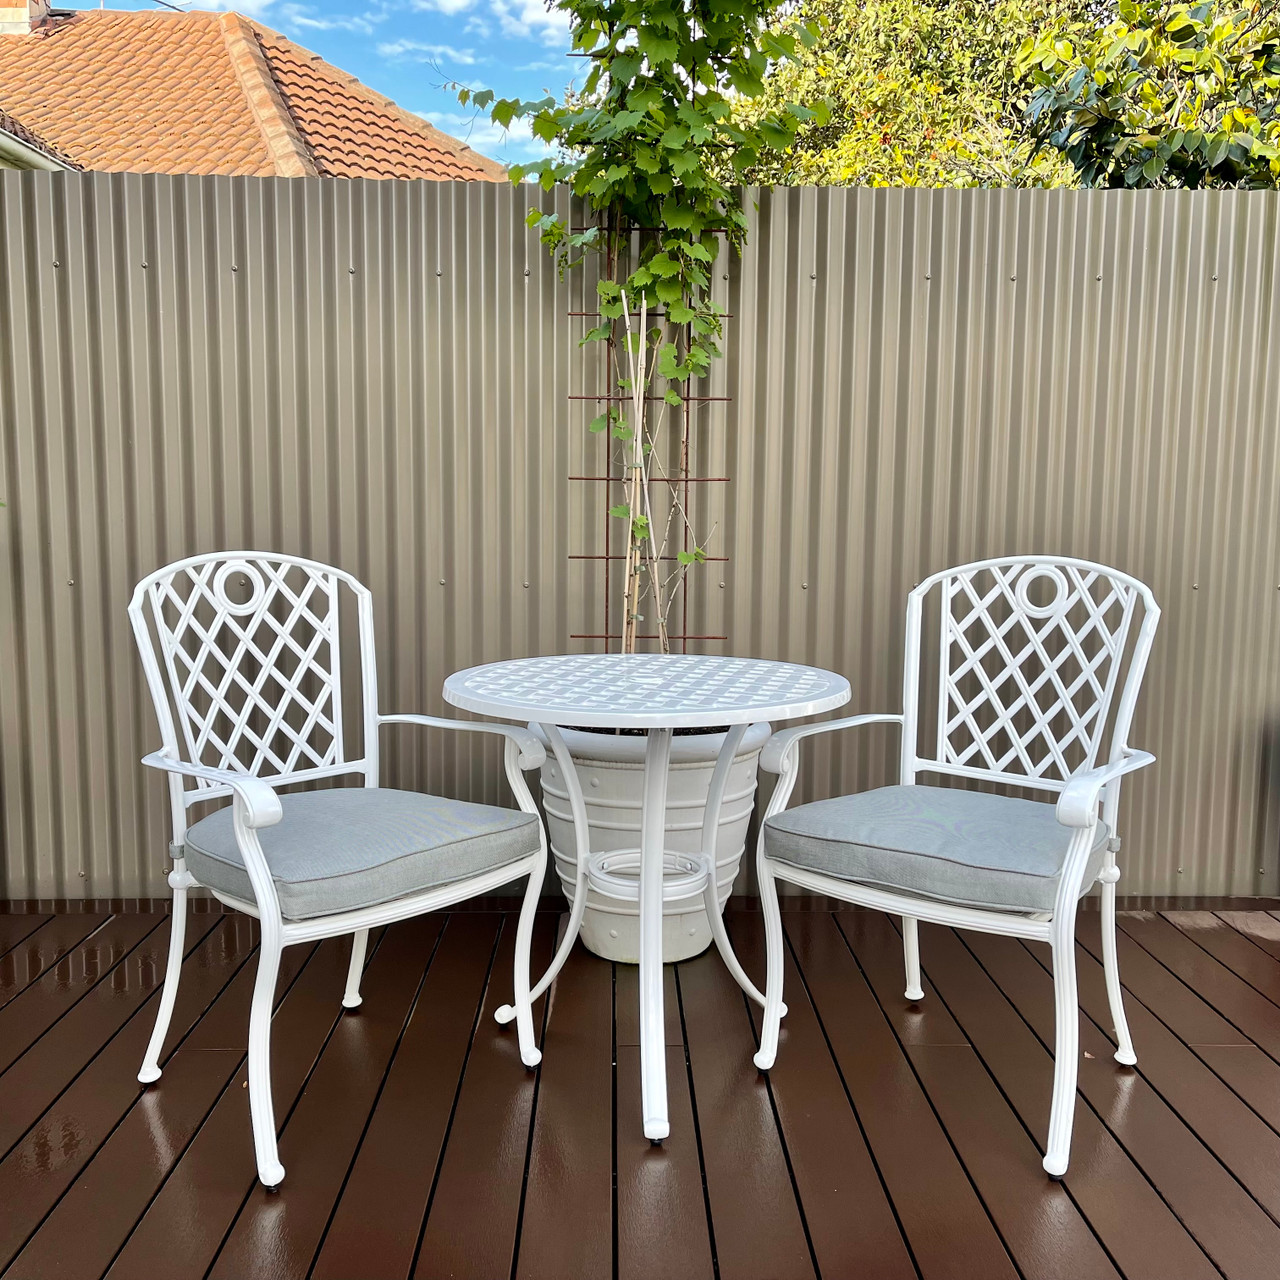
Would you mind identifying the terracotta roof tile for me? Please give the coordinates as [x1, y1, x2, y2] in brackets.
[0, 8, 504, 181]
[0, 103, 78, 167]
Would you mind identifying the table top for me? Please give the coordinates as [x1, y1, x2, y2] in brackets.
[442, 653, 851, 730]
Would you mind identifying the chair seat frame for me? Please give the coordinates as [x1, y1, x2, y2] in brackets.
[752, 557, 1159, 1178]
[129, 553, 548, 1189]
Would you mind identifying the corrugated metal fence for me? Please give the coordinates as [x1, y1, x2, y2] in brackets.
[1, 173, 1277, 898]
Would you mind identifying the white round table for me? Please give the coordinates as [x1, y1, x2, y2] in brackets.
[444, 653, 850, 1142]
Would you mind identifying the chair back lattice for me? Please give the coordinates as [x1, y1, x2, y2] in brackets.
[905, 558, 1158, 790]
[129, 554, 377, 798]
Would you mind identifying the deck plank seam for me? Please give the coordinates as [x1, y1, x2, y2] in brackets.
[307, 922, 448, 1279]
[779, 914, 923, 1280]
[406, 916, 504, 1280]
[203, 928, 389, 1279]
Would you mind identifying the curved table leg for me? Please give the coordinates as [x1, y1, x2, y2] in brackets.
[699, 724, 786, 1017]
[640, 726, 673, 1142]
[495, 722, 591, 1025]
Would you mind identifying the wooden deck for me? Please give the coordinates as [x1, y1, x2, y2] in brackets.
[3, 900, 1280, 1280]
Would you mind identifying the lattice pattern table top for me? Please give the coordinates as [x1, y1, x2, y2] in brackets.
[443, 654, 850, 729]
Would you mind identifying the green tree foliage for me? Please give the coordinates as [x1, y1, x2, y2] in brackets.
[1021, 1, 1280, 187]
[735, 0, 1089, 187]
[459, 0, 818, 381]
[459, 0, 816, 649]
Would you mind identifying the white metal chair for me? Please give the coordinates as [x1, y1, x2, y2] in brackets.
[129, 552, 548, 1189]
[753, 557, 1159, 1178]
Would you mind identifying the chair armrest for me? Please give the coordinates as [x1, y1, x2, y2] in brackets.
[1057, 748, 1156, 828]
[761, 714, 904, 774]
[378, 714, 546, 771]
[141, 751, 283, 828]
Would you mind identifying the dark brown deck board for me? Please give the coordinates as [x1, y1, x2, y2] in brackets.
[615, 1045, 715, 1280]
[514, 922, 614, 1280]
[798, 911, 1018, 1280]
[731, 912, 917, 1280]
[0, 912, 224, 1159]
[0, 915, 257, 1272]
[0, 914, 52, 962]
[5, 938, 315, 1280]
[967, 925, 1280, 1280]
[1165, 910, 1280, 1010]
[677, 940, 815, 1280]
[910, 920, 1220, 1280]
[106, 936, 357, 1280]
[312, 914, 506, 1280]
[1218, 910, 1280, 963]
[8, 904, 1280, 1280]
[1117, 912, 1280, 1062]
[844, 915, 1121, 1280]
[411, 913, 558, 1280]
[0, 914, 112, 1009]
[208, 921, 442, 1280]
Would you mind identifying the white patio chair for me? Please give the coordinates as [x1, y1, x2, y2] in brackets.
[128, 552, 548, 1189]
[753, 557, 1159, 1178]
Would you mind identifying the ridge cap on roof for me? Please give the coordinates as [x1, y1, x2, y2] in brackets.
[243, 15, 506, 181]
[218, 10, 315, 177]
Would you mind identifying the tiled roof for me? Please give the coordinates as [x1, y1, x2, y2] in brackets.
[0, 9, 505, 180]
[0, 104, 78, 167]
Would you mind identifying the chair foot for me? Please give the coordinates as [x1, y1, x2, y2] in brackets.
[258, 1160, 286, 1189]
[1113, 1047, 1137, 1067]
[521, 1045, 542, 1068]
[753, 1047, 775, 1071]
[905, 985, 924, 1002]
[1042, 1151, 1068, 1178]
[341, 994, 363, 1010]
[137, 1064, 162, 1085]
[494, 1003, 517, 1025]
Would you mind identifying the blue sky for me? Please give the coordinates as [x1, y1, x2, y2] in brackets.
[71, 0, 577, 165]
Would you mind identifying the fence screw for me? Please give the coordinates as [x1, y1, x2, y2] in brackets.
[66, 579, 74, 586]
[1096, 274, 1103, 281]
[349, 267, 355, 274]
[801, 581, 808, 589]
[524, 268, 530, 277]
[439, 578, 446, 585]
[141, 262, 148, 269]
[52, 260, 60, 268]
[436, 269, 443, 277]
[1009, 274, 1016, 281]
[719, 582, 726, 588]
[232, 265, 238, 272]
[1192, 583, 1199, 589]
[1212, 274, 1218, 281]
[523, 581, 530, 588]
[924, 273, 931, 280]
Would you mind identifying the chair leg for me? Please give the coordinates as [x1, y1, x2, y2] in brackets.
[1100, 876, 1137, 1065]
[248, 924, 286, 1189]
[1044, 913, 1080, 1178]
[342, 929, 368, 1010]
[753, 854, 786, 1071]
[510, 858, 544, 1069]
[903, 915, 924, 1002]
[138, 876, 189, 1084]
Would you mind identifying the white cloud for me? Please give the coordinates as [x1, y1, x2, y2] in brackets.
[408, 0, 477, 14]
[377, 38, 479, 65]
[193, 0, 278, 16]
[426, 109, 550, 163]
[276, 2, 387, 33]
[463, 14, 492, 38]
[489, 0, 570, 47]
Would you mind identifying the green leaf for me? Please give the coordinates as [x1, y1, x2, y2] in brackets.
[608, 504, 631, 520]
[588, 412, 609, 434]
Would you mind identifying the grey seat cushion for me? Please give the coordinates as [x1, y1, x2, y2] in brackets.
[764, 785, 1109, 913]
[183, 787, 541, 920]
